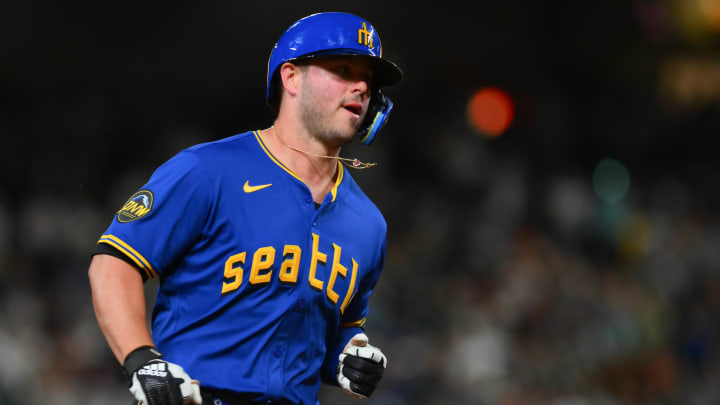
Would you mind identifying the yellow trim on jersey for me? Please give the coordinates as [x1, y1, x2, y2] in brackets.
[330, 162, 343, 202]
[98, 238, 147, 276]
[254, 130, 343, 203]
[340, 318, 366, 328]
[254, 130, 303, 183]
[98, 234, 158, 279]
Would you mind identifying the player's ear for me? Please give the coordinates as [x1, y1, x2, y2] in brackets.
[279, 62, 302, 99]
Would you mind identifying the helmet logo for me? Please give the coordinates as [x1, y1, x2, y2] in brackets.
[357, 22, 374, 48]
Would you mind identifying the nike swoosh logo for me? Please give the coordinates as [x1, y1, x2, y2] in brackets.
[243, 181, 272, 193]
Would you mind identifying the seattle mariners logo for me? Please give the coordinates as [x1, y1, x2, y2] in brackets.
[117, 190, 154, 223]
[357, 22, 374, 48]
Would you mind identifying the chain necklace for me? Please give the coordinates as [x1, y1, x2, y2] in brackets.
[271, 126, 377, 169]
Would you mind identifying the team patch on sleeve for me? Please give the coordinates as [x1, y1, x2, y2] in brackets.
[117, 190, 154, 223]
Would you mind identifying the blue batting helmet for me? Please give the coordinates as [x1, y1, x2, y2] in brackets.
[266, 12, 403, 145]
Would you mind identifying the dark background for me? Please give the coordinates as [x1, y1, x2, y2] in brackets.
[1, 1, 720, 404]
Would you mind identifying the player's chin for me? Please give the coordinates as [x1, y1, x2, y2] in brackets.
[333, 131, 356, 147]
[328, 115, 360, 144]
[335, 121, 360, 142]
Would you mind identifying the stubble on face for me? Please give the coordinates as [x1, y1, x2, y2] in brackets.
[297, 67, 360, 147]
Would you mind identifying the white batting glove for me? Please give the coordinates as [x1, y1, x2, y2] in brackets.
[124, 347, 202, 405]
[337, 333, 387, 399]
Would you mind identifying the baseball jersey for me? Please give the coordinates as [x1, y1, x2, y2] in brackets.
[97, 130, 387, 404]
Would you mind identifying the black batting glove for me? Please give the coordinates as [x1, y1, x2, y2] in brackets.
[123, 346, 202, 405]
[337, 333, 386, 399]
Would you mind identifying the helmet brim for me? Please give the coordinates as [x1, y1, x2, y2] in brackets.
[295, 51, 403, 88]
[370, 57, 404, 89]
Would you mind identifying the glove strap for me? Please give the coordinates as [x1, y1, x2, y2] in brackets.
[122, 346, 163, 382]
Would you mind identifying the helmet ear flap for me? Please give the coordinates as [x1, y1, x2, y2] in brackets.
[357, 90, 393, 146]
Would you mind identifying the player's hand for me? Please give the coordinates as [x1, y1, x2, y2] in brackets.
[123, 346, 202, 405]
[337, 333, 386, 399]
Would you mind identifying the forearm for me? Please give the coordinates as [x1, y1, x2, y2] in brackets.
[88, 254, 154, 363]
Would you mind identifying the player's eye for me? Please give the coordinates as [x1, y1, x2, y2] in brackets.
[329, 62, 373, 87]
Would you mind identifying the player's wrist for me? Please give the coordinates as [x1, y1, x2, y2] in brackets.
[122, 345, 163, 382]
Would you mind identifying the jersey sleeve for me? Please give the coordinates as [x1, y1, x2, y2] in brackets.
[96, 150, 212, 279]
[93, 242, 149, 281]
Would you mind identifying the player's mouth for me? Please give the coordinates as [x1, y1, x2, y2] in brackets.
[342, 103, 363, 118]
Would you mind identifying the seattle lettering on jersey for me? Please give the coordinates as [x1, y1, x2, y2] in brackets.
[221, 233, 358, 314]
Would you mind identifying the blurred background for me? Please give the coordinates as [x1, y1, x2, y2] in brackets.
[2, 1, 720, 404]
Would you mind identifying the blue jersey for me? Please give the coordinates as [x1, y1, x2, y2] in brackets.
[98, 131, 386, 404]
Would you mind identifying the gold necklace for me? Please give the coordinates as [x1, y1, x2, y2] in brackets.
[271, 126, 377, 169]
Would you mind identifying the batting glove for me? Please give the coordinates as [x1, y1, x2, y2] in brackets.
[123, 346, 202, 405]
[337, 333, 386, 399]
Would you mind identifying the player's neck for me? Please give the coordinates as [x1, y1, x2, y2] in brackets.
[261, 123, 339, 203]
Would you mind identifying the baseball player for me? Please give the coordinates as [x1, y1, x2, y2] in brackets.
[88, 12, 402, 405]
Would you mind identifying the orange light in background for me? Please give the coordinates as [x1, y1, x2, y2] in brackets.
[467, 86, 515, 137]
[698, 0, 720, 31]
[671, 0, 720, 37]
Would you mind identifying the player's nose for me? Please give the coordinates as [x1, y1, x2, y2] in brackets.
[350, 78, 370, 99]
